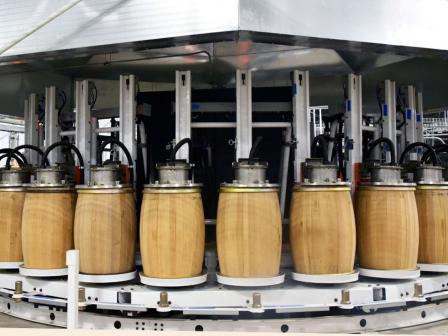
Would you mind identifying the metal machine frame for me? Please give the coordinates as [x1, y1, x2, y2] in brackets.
[3, 69, 439, 332]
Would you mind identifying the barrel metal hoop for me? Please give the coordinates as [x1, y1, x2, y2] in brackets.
[0, 187, 25, 192]
[293, 186, 351, 192]
[143, 188, 201, 194]
[357, 186, 416, 191]
[25, 188, 74, 193]
[416, 185, 448, 190]
[219, 187, 279, 193]
[77, 188, 134, 194]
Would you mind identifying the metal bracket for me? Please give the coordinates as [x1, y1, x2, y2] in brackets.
[75, 80, 91, 182]
[175, 71, 192, 160]
[345, 74, 362, 189]
[119, 75, 137, 172]
[24, 93, 39, 164]
[292, 70, 310, 182]
[236, 70, 252, 160]
[383, 80, 397, 161]
[44, 86, 59, 163]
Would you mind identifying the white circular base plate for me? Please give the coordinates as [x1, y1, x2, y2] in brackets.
[139, 272, 207, 287]
[19, 265, 68, 277]
[358, 267, 420, 279]
[418, 263, 448, 273]
[0, 261, 22, 269]
[216, 273, 285, 287]
[79, 270, 137, 283]
[291, 271, 359, 284]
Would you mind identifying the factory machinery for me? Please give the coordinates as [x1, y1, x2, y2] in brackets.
[1, 68, 448, 333]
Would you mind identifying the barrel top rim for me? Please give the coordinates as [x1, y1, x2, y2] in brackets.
[77, 187, 134, 194]
[359, 182, 416, 187]
[294, 181, 351, 187]
[357, 185, 416, 191]
[416, 184, 448, 190]
[143, 187, 201, 194]
[144, 183, 202, 188]
[76, 184, 133, 190]
[221, 182, 279, 188]
[220, 186, 279, 193]
[293, 186, 351, 192]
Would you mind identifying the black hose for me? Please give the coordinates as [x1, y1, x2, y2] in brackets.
[311, 135, 330, 163]
[169, 138, 192, 163]
[6, 144, 48, 169]
[365, 137, 396, 165]
[399, 142, 438, 166]
[422, 144, 448, 163]
[97, 139, 134, 184]
[249, 136, 263, 160]
[41, 141, 85, 184]
[0, 148, 27, 166]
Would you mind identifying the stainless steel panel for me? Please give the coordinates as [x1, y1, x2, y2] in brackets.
[0, 0, 239, 58]
[239, 0, 448, 52]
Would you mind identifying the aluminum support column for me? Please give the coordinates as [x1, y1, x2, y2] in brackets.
[119, 75, 137, 172]
[383, 80, 397, 162]
[66, 250, 79, 330]
[236, 70, 252, 160]
[75, 80, 91, 182]
[24, 93, 39, 164]
[345, 74, 362, 189]
[292, 70, 310, 182]
[45, 86, 59, 164]
[416, 91, 424, 144]
[405, 85, 417, 159]
[175, 71, 192, 160]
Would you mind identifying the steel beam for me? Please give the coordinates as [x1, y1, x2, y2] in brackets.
[44, 86, 59, 164]
[24, 93, 39, 164]
[292, 70, 310, 182]
[236, 70, 252, 160]
[405, 85, 417, 159]
[75, 80, 91, 182]
[416, 91, 424, 144]
[175, 71, 192, 161]
[383, 80, 397, 162]
[119, 75, 137, 170]
[345, 74, 362, 188]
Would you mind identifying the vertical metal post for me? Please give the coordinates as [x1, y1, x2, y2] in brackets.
[416, 91, 424, 144]
[66, 250, 79, 329]
[406, 85, 417, 159]
[236, 70, 252, 160]
[345, 74, 362, 189]
[90, 117, 98, 166]
[24, 93, 39, 164]
[75, 80, 91, 182]
[119, 75, 137, 173]
[45, 86, 59, 163]
[292, 70, 310, 182]
[175, 70, 192, 160]
[279, 126, 292, 218]
[383, 80, 397, 162]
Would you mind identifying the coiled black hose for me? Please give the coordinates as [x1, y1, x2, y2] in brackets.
[0, 148, 27, 166]
[311, 134, 330, 163]
[97, 139, 134, 184]
[422, 144, 448, 164]
[170, 138, 192, 163]
[365, 137, 396, 165]
[41, 141, 85, 184]
[399, 142, 438, 166]
[5, 144, 48, 169]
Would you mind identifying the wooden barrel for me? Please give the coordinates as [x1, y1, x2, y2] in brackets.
[140, 188, 205, 278]
[355, 186, 419, 270]
[74, 188, 136, 274]
[216, 187, 282, 277]
[22, 189, 76, 269]
[290, 186, 356, 274]
[0, 188, 26, 262]
[415, 186, 448, 264]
